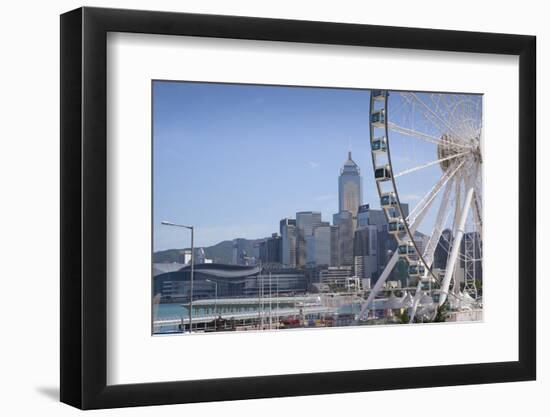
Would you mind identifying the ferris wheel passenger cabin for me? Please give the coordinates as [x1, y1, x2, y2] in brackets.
[388, 219, 406, 235]
[374, 165, 392, 181]
[408, 262, 426, 277]
[371, 90, 387, 101]
[371, 136, 388, 153]
[380, 192, 398, 208]
[370, 109, 386, 128]
[398, 242, 416, 259]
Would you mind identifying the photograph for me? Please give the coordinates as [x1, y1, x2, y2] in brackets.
[151, 81, 483, 334]
[0, 0, 541, 413]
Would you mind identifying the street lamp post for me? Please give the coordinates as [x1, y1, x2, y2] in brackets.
[243, 255, 261, 330]
[205, 279, 218, 316]
[269, 272, 272, 330]
[258, 260, 263, 330]
[161, 221, 194, 333]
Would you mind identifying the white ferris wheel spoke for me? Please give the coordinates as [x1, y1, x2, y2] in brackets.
[430, 94, 478, 142]
[402, 92, 470, 145]
[431, 95, 472, 139]
[387, 122, 473, 149]
[393, 151, 469, 178]
[406, 160, 464, 226]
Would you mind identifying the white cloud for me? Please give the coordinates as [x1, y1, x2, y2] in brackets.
[309, 161, 320, 168]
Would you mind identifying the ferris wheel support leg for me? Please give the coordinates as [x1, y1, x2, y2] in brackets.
[420, 178, 453, 267]
[408, 182, 453, 323]
[408, 280, 424, 323]
[355, 251, 399, 321]
[439, 186, 475, 307]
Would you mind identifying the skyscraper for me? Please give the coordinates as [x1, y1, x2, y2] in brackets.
[353, 224, 378, 280]
[296, 211, 322, 267]
[358, 205, 393, 284]
[280, 218, 297, 267]
[306, 223, 332, 267]
[333, 152, 363, 269]
[357, 204, 370, 228]
[330, 225, 339, 267]
[338, 151, 363, 224]
[232, 238, 249, 265]
[333, 210, 354, 266]
[434, 228, 453, 270]
[259, 233, 282, 265]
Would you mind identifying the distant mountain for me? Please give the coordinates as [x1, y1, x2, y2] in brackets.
[153, 238, 264, 264]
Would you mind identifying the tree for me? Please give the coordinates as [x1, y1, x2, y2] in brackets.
[433, 301, 449, 323]
[399, 309, 410, 324]
[475, 279, 483, 296]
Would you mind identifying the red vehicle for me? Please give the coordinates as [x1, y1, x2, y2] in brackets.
[280, 317, 301, 328]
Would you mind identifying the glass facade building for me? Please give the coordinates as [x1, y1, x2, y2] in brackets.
[296, 211, 322, 267]
[353, 225, 378, 280]
[333, 210, 354, 266]
[357, 204, 370, 228]
[154, 263, 307, 302]
[259, 233, 282, 265]
[280, 218, 297, 267]
[306, 224, 332, 267]
[338, 151, 363, 225]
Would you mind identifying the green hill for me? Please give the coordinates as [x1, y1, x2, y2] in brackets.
[153, 238, 263, 264]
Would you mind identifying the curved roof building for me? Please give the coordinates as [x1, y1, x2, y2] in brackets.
[178, 263, 261, 278]
[154, 263, 306, 302]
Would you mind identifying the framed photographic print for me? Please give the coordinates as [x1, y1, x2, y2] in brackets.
[60, 6, 536, 410]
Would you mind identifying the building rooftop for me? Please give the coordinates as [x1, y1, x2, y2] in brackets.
[154, 263, 305, 281]
[153, 262, 185, 276]
[341, 151, 361, 174]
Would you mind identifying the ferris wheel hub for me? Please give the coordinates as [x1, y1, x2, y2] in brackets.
[437, 134, 469, 172]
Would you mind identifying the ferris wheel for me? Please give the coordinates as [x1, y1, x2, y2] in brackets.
[357, 90, 483, 322]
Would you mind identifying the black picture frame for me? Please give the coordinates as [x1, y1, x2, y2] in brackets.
[60, 6, 536, 410]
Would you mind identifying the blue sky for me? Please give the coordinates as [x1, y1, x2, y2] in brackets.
[153, 81, 481, 250]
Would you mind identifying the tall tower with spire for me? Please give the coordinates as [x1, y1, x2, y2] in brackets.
[338, 151, 363, 221]
[333, 151, 363, 267]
